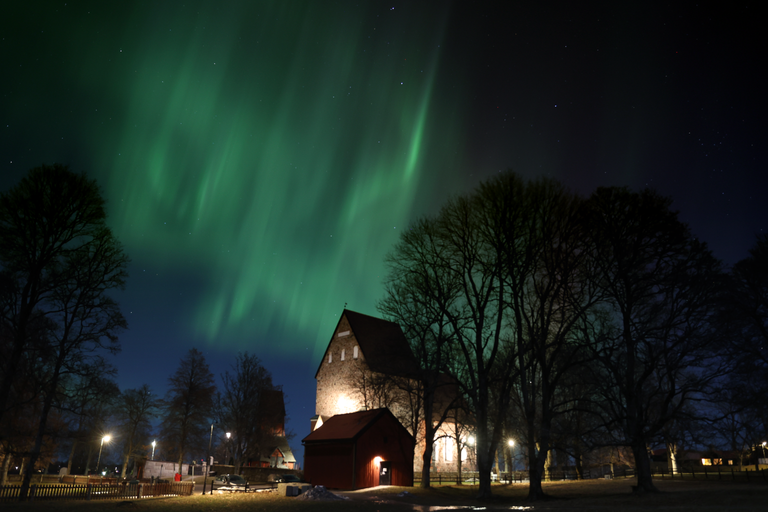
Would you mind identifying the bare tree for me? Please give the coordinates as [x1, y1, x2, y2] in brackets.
[382, 172, 534, 498]
[379, 230, 464, 487]
[489, 177, 599, 500]
[115, 385, 158, 478]
[581, 187, 726, 493]
[717, 235, 768, 444]
[216, 353, 282, 473]
[0, 165, 128, 499]
[59, 368, 119, 476]
[159, 348, 216, 469]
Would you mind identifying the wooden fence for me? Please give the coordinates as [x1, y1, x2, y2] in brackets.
[653, 466, 768, 482]
[0, 481, 194, 503]
[414, 466, 768, 485]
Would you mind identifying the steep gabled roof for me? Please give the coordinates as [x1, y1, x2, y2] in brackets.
[301, 408, 412, 443]
[314, 309, 420, 379]
[262, 436, 296, 464]
[346, 309, 421, 377]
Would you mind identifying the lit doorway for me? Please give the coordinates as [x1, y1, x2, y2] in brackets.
[378, 461, 391, 485]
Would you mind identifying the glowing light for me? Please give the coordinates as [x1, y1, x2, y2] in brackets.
[336, 395, 356, 414]
[374, 456, 382, 465]
[508, 439, 514, 447]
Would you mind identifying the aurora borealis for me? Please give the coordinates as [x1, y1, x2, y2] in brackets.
[1, 1, 764, 461]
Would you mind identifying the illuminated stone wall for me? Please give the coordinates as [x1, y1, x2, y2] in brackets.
[315, 315, 367, 418]
[314, 312, 470, 475]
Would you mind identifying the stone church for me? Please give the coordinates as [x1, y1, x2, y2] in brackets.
[310, 309, 472, 474]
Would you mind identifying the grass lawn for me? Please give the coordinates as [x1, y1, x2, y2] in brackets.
[3, 478, 767, 511]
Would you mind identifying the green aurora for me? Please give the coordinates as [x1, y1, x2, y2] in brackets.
[5, 2, 473, 362]
[2, 2, 765, 416]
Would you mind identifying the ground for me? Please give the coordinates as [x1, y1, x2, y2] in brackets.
[4, 478, 767, 511]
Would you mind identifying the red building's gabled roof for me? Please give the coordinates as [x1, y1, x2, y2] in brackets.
[302, 408, 412, 444]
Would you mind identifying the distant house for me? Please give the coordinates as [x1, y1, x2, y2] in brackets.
[303, 408, 414, 489]
[650, 447, 743, 472]
[311, 309, 470, 476]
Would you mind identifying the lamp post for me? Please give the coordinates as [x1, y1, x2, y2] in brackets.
[96, 435, 111, 476]
[226, 432, 231, 466]
[761, 441, 766, 459]
[203, 424, 214, 495]
[151, 440, 156, 461]
[507, 439, 515, 476]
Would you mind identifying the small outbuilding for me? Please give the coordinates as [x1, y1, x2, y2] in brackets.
[302, 408, 414, 489]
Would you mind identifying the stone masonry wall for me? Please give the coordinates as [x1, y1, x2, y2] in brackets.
[315, 315, 368, 418]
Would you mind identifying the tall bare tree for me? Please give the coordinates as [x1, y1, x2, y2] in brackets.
[159, 348, 216, 469]
[215, 353, 282, 473]
[0, 164, 128, 499]
[382, 172, 534, 498]
[492, 178, 600, 500]
[59, 364, 119, 475]
[379, 218, 464, 487]
[717, 235, 768, 445]
[115, 385, 158, 478]
[581, 187, 726, 493]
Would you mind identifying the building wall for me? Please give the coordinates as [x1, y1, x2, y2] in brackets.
[315, 315, 470, 478]
[313, 311, 471, 480]
[354, 412, 414, 488]
[413, 421, 476, 475]
[304, 442, 355, 489]
[315, 316, 417, 427]
[316, 316, 368, 418]
[143, 460, 190, 479]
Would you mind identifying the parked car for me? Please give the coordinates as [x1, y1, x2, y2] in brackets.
[214, 474, 248, 489]
[268, 473, 304, 483]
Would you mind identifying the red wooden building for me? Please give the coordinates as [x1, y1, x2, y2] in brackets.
[302, 408, 414, 489]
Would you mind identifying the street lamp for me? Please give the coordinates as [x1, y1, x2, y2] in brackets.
[96, 435, 111, 476]
[203, 424, 214, 495]
[151, 440, 156, 460]
[507, 439, 516, 474]
[226, 432, 231, 466]
[761, 441, 766, 459]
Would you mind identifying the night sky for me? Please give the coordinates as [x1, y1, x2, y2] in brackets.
[1, 1, 764, 466]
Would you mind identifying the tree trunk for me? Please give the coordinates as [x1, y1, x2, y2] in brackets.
[67, 440, 78, 475]
[420, 439, 433, 488]
[526, 441, 546, 500]
[121, 444, 131, 479]
[0, 325, 31, 432]
[19, 387, 56, 500]
[666, 442, 677, 474]
[475, 431, 493, 499]
[631, 442, 658, 493]
[524, 413, 547, 501]
[0, 451, 11, 486]
[574, 448, 584, 479]
[545, 446, 554, 478]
